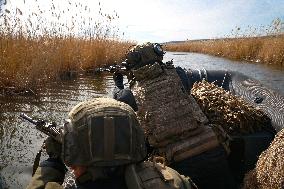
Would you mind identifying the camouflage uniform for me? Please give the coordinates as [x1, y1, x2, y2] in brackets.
[113, 42, 237, 189]
[27, 163, 65, 189]
[27, 98, 193, 189]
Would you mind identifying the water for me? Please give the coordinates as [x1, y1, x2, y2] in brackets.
[164, 52, 284, 96]
[0, 75, 114, 188]
[0, 52, 283, 188]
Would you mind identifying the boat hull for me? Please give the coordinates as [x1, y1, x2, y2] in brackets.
[189, 69, 283, 183]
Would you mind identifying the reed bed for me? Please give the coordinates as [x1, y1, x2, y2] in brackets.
[0, 35, 131, 91]
[242, 128, 284, 189]
[0, 1, 133, 93]
[166, 20, 284, 67]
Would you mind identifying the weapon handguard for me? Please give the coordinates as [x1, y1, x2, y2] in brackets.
[20, 113, 62, 143]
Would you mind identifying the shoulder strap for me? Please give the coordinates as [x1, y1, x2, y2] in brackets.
[125, 161, 194, 189]
[124, 164, 144, 189]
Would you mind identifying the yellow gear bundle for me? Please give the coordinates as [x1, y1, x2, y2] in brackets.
[243, 128, 284, 189]
[191, 80, 271, 135]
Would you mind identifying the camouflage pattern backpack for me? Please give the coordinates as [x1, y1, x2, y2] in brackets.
[131, 63, 219, 162]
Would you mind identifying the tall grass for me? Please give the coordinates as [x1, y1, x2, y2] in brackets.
[0, 35, 132, 90]
[166, 19, 284, 67]
[0, 1, 133, 91]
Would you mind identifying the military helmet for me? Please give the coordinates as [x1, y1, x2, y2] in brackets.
[62, 98, 147, 167]
[125, 42, 165, 70]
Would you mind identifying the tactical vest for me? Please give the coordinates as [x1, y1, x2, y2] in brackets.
[131, 63, 219, 162]
[125, 160, 195, 189]
[62, 160, 195, 189]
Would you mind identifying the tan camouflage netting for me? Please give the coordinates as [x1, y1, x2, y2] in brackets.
[242, 128, 284, 189]
[131, 64, 219, 162]
[191, 80, 271, 135]
[132, 63, 208, 147]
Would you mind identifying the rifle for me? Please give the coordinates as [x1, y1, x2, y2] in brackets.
[20, 113, 63, 175]
[94, 62, 129, 74]
[19, 113, 62, 143]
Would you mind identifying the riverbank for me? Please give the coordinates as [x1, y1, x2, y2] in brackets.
[166, 35, 284, 68]
[0, 1, 133, 95]
[0, 35, 131, 94]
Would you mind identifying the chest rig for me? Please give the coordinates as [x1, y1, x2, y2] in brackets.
[131, 63, 219, 162]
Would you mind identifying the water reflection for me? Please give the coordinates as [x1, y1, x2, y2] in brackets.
[89, 74, 108, 93]
[0, 75, 114, 188]
[0, 53, 283, 188]
[164, 52, 284, 95]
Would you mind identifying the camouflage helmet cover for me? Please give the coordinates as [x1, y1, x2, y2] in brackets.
[62, 98, 147, 167]
[126, 42, 165, 70]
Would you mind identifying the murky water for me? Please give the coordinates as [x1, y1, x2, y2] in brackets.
[164, 52, 284, 96]
[0, 75, 115, 188]
[0, 52, 283, 188]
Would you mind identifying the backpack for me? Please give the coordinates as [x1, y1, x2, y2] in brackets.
[131, 63, 219, 162]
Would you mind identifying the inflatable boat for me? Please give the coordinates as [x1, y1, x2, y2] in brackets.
[188, 69, 284, 183]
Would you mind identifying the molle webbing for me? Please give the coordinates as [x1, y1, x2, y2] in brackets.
[125, 161, 192, 189]
[132, 64, 208, 147]
[161, 126, 220, 162]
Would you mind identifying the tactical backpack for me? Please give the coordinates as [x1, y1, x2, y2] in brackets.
[131, 63, 219, 162]
[62, 98, 147, 167]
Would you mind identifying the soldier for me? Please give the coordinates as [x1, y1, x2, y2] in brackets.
[26, 98, 194, 189]
[113, 42, 237, 189]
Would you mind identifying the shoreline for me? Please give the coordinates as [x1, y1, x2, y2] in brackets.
[166, 35, 284, 68]
[0, 37, 131, 95]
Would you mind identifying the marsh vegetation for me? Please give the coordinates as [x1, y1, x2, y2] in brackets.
[166, 19, 284, 67]
[0, 1, 131, 93]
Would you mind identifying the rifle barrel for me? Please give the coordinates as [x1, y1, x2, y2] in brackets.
[20, 113, 38, 125]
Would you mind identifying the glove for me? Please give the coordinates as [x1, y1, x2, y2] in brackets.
[113, 71, 124, 89]
[44, 137, 62, 159]
[31, 137, 66, 178]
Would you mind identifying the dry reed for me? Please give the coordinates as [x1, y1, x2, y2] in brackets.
[191, 80, 270, 135]
[0, 1, 133, 92]
[0, 35, 131, 90]
[242, 128, 284, 189]
[242, 169, 259, 189]
[166, 19, 284, 67]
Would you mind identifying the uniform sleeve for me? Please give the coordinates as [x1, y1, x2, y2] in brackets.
[175, 67, 192, 92]
[26, 158, 66, 189]
[113, 87, 138, 111]
[112, 71, 138, 111]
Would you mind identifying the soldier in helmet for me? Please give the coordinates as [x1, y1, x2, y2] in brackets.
[113, 42, 237, 189]
[26, 98, 194, 189]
